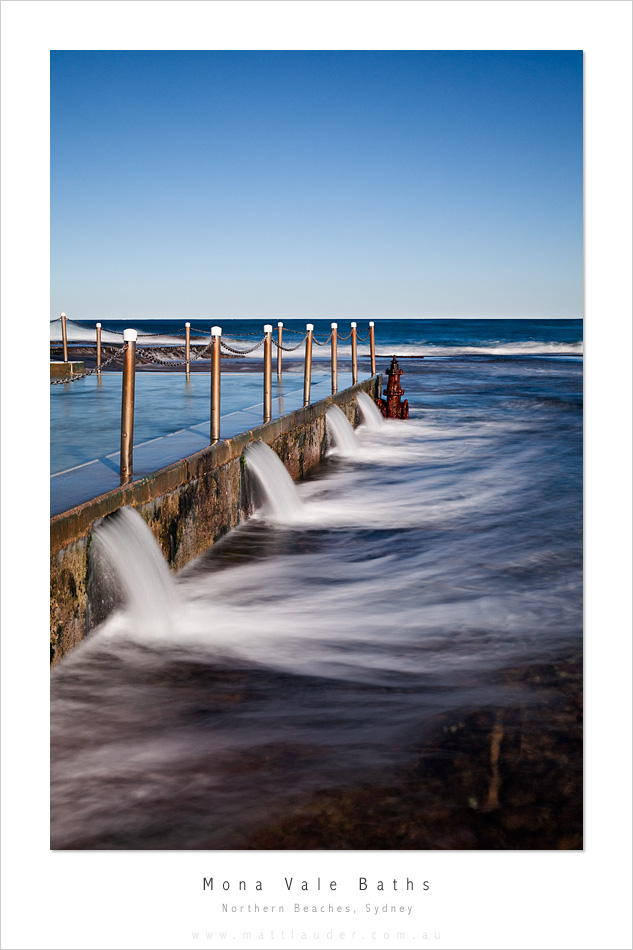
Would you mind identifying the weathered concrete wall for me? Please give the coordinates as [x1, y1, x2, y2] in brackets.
[50, 376, 380, 666]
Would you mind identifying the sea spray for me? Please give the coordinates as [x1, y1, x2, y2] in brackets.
[243, 441, 303, 522]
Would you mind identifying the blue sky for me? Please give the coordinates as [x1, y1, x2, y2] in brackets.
[50, 50, 583, 321]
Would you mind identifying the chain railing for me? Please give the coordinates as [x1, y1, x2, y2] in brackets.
[221, 330, 267, 339]
[51, 321, 379, 480]
[50, 344, 128, 384]
[220, 337, 266, 355]
[135, 345, 214, 366]
[272, 334, 308, 352]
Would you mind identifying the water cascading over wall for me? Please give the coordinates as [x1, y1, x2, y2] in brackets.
[325, 404, 361, 456]
[50, 376, 381, 665]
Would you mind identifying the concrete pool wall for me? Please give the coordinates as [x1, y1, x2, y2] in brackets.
[50, 375, 381, 666]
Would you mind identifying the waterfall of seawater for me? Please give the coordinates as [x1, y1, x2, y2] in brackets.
[357, 389, 384, 429]
[51, 353, 583, 852]
[92, 506, 179, 637]
[325, 404, 359, 455]
[243, 441, 303, 521]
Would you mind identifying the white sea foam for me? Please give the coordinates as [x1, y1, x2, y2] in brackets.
[377, 340, 584, 358]
[50, 318, 205, 346]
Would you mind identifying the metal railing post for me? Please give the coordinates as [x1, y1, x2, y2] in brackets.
[351, 322, 358, 384]
[303, 323, 314, 407]
[210, 326, 222, 442]
[369, 321, 376, 376]
[185, 322, 191, 377]
[263, 324, 273, 423]
[120, 329, 137, 482]
[61, 312, 68, 363]
[277, 322, 283, 378]
[96, 322, 102, 375]
[331, 322, 338, 394]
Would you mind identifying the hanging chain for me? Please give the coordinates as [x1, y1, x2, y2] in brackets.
[138, 349, 190, 366]
[272, 333, 308, 352]
[51, 322, 372, 383]
[50, 344, 128, 384]
[220, 337, 266, 355]
[137, 344, 216, 366]
[137, 347, 185, 364]
[50, 317, 110, 332]
[224, 331, 268, 340]
[135, 330, 184, 339]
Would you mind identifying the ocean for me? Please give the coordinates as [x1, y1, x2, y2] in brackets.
[51, 315, 582, 359]
[50, 318, 583, 849]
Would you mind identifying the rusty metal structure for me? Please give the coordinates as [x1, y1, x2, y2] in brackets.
[377, 356, 409, 419]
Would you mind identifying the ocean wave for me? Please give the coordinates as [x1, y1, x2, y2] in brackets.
[381, 341, 583, 358]
[50, 320, 583, 358]
[50, 319, 205, 346]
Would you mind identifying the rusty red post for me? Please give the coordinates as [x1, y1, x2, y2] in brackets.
[378, 356, 409, 419]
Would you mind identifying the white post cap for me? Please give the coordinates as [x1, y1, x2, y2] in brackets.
[278, 321, 284, 327]
[331, 322, 338, 329]
[264, 324, 273, 333]
[306, 323, 314, 331]
[61, 312, 66, 317]
[369, 321, 375, 327]
[211, 326, 222, 336]
[185, 322, 191, 327]
[96, 322, 101, 328]
[123, 328, 137, 342]
[351, 322, 357, 328]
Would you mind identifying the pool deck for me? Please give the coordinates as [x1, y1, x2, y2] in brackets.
[51, 372, 351, 516]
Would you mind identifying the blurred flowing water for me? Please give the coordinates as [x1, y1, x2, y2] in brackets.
[325, 404, 360, 456]
[50, 321, 583, 850]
